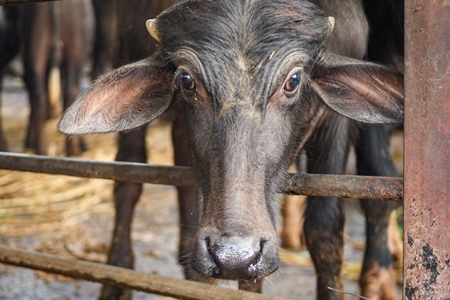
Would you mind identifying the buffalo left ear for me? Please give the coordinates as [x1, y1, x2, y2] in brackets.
[310, 53, 404, 124]
[58, 53, 176, 135]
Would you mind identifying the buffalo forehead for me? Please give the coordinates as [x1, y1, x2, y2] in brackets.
[155, 0, 329, 62]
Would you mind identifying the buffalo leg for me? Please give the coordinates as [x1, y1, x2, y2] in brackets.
[22, 4, 52, 155]
[100, 128, 147, 300]
[0, 73, 8, 152]
[23, 58, 49, 155]
[355, 124, 399, 300]
[60, 0, 93, 156]
[61, 57, 87, 156]
[303, 114, 352, 300]
[91, 0, 116, 81]
[0, 7, 20, 152]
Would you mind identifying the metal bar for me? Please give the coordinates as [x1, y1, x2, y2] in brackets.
[0, 152, 195, 186]
[0, 0, 57, 6]
[403, 1, 450, 299]
[0, 152, 403, 201]
[282, 173, 403, 202]
[0, 246, 286, 300]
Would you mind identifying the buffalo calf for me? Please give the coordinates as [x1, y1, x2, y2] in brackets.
[59, 1, 404, 299]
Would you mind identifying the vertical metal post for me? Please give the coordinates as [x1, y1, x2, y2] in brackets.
[404, 1, 450, 299]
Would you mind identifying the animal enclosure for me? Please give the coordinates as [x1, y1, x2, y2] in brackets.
[0, 0, 449, 299]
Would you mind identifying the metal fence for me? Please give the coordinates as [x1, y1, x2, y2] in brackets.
[0, 152, 403, 299]
[403, 1, 450, 299]
[0, 0, 57, 5]
[0, 153, 404, 201]
[0, 245, 285, 300]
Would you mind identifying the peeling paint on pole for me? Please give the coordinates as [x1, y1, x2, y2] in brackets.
[404, 0, 450, 299]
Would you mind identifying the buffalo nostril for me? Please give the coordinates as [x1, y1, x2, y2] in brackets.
[193, 236, 218, 277]
[205, 237, 220, 275]
[248, 240, 267, 274]
[206, 236, 267, 279]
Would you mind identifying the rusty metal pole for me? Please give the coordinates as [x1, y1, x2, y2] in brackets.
[404, 1, 450, 299]
[0, 152, 403, 201]
[0, 246, 286, 300]
[0, 0, 58, 5]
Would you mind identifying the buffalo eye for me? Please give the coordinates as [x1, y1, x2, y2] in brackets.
[284, 72, 302, 95]
[180, 71, 196, 91]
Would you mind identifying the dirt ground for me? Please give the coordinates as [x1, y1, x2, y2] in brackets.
[0, 75, 403, 299]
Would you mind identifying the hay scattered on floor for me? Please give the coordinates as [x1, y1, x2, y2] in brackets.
[0, 114, 174, 237]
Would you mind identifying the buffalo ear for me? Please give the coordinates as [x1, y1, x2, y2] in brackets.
[58, 53, 176, 135]
[310, 53, 404, 124]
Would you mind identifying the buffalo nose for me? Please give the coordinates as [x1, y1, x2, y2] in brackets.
[209, 236, 264, 278]
[195, 233, 279, 280]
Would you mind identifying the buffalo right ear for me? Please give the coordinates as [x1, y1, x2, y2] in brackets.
[310, 53, 404, 124]
[58, 53, 176, 135]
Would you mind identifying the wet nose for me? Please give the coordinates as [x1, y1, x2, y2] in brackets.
[209, 236, 265, 279]
[194, 231, 279, 280]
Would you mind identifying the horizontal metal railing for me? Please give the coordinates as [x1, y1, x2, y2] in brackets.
[0, 0, 57, 6]
[0, 246, 287, 300]
[0, 152, 403, 202]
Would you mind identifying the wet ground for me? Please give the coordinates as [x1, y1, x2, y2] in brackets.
[0, 75, 403, 299]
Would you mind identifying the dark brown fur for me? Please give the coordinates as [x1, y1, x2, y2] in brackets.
[59, 1, 404, 299]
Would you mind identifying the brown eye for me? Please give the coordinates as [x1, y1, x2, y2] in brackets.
[180, 72, 196, 91]
[284, 72, 302, 94]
